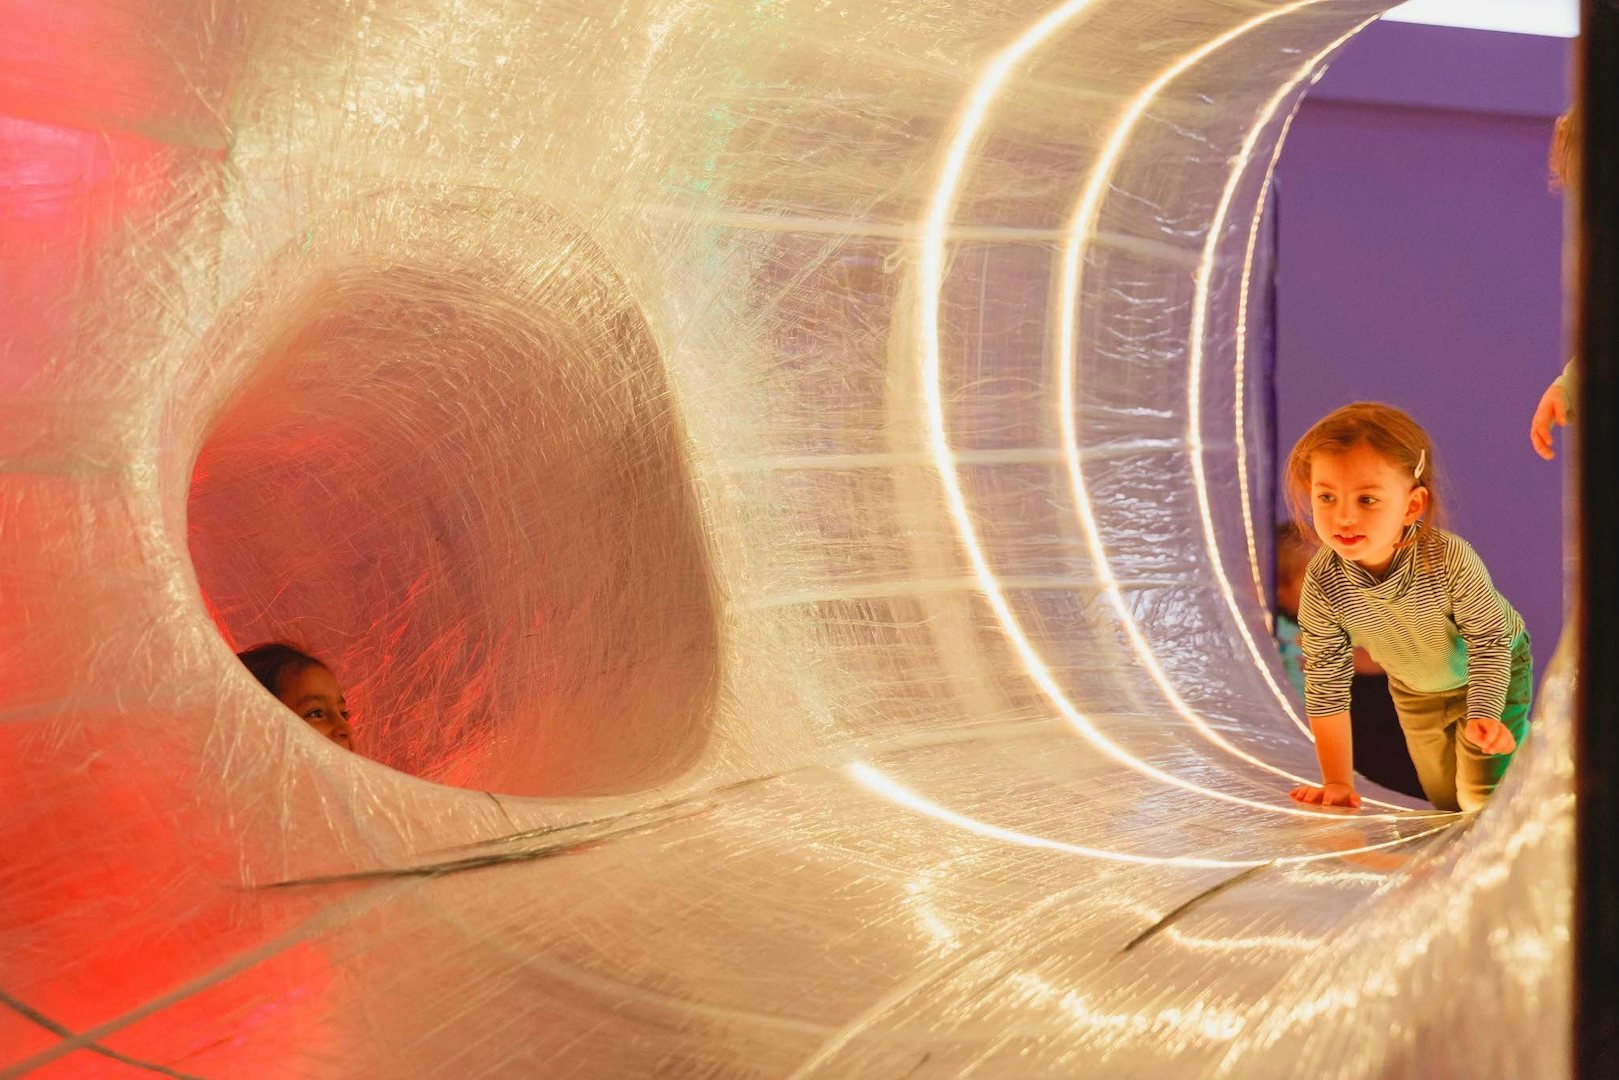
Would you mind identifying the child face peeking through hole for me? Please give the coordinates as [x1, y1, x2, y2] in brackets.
[274, 663, 354, 749]
[236, 643, 354, 750]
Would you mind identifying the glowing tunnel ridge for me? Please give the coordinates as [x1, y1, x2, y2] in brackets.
[1231, 111, 1298, 635]
[1191, 19, 1382, 744]
[911, 0, 1438, 822]
[1053, 0, 1411, 811]
[848, 764, 1453, 868]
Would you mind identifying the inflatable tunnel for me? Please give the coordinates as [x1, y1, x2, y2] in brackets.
[0, 1, 1573, 1075]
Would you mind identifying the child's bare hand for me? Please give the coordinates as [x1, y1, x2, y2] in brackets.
[1464, 717, 1517, 755]
[1531, 381, 1570, 460]
[1289, 781, 1361, 809]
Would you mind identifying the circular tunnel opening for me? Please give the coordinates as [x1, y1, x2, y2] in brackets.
[1265, 22, 1570, 806]
[185, 198, 719, 797]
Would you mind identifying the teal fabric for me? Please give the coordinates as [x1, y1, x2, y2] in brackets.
[1275, 613, 1306, 701]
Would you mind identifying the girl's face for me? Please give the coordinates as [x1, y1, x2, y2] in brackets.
[276, 664, 354, 749]
[1309, 444, 1428, 577]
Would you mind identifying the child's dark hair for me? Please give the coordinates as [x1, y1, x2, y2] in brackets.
[1284, 402, 1443, 564]
[1274, 520, 1315, 579]
[237, 642, 326, 697]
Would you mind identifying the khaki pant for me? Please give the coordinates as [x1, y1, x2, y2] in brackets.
[1384, 635, 1533, 812]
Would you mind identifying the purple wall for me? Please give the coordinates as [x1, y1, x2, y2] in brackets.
[1275, 20, 1571, 674]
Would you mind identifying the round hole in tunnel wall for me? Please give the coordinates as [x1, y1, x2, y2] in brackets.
[184, 194, 719, 797]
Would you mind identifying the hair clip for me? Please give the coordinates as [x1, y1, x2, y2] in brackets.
[1414, 448, 1426, 482]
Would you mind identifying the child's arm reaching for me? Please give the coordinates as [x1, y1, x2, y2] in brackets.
[1290, 711, 1361, 808]
[1446, 536, 1522, 758]
[1293, 557, 1361, 808]
[1530, 360, 1575, 461]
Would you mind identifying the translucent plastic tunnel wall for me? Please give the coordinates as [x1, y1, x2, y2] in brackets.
[0, 1, 1575, 1076]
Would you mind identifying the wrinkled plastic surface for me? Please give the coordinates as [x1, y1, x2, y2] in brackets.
[0, 1, 1571, 1077]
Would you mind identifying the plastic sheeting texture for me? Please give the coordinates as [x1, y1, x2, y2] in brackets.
[0, 1, 1572, 1077]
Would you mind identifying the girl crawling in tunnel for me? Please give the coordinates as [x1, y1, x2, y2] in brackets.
[237, 643, 355, 750]
[1284, 402, 1530, 813]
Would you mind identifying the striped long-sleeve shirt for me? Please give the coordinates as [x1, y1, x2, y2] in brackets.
[1297, 528, 1525, 721]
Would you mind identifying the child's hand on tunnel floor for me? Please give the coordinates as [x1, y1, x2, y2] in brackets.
[1289, 781, 1361, 809]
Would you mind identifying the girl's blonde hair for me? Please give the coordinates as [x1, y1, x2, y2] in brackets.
[1284, 402, 1443, 564]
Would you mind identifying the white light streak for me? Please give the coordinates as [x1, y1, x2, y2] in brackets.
[849, 763, 1453, 868]
[1230, 125, 1293, 642]
[1009, 972, 1247, 1041]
